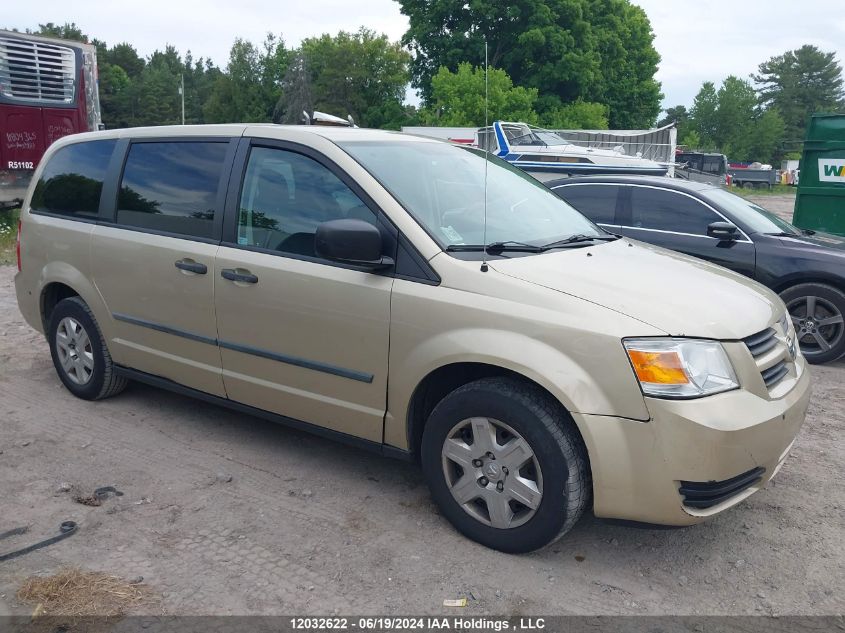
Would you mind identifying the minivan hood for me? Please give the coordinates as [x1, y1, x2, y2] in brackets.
[490, 238, 782, 339]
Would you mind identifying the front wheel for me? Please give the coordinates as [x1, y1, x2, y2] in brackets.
[421, 377, 589, 553]
[781, 283, 845, 364]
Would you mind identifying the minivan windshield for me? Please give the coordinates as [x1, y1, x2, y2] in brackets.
[700, 188, 801, 236]
[337, 140, 604, 250]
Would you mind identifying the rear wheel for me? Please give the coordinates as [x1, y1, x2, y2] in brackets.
[421, 377, 589, 553]
[48, 297, 127, 400]
[781, 283, 845, 364]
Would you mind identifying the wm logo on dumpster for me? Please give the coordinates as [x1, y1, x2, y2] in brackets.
[819, 159, 845, 183]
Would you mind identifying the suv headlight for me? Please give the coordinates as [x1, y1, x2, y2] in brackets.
[623, 338, 739, 398]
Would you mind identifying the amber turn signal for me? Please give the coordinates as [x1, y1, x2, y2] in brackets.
[627, 349, 690, 385]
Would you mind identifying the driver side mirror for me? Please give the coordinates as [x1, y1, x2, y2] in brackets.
[315, 219, 393, 269]
[707, 221, 739, 242]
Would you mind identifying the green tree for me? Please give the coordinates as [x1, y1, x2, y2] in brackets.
[714, 76, 758, 158]
[679, 129, 701, 151]
[754, 45, 845, 142]
[107, 43, 146, 78]
[32, 22, 88, 42]
[541, 100, 609, 129]
[398, 0, 662, 127]
[98, 64, 133, 127]
[746, 108, 786, 165]
[658, 105, 689, 128]
[420, 63, 538, 126]
[277, 51, 314, 124]
[205, 34, 288, 123]
[658, 105, 691, 139]
[290, 28, 410, 127]
[684, 77, 787, 163]
[580, 0, 662, 127]
[688, 82, 719, 150]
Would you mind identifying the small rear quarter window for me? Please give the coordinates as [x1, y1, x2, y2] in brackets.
[31, 140, 116, 219]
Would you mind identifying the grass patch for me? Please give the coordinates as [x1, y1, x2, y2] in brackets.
[0, 208, 20, 266]
[729, 184, 796, 198]
[17, 568, 158, 617]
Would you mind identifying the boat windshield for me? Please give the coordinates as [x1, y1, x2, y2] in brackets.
[503, 125, 569, 147]
[534, 131, 569, 146]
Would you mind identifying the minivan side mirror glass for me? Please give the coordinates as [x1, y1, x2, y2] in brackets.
[315, 219, 393, 269]
[707, 221, 739, 241]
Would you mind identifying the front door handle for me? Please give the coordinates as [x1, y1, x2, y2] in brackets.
[221, 268, 258, 284]
[175, 259, 207, 274]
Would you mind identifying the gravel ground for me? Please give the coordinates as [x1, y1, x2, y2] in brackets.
[743, 194, 796, 222]
[0, 261, 843, 617]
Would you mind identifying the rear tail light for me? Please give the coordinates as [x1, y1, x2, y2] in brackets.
[16, 220, 22, 272]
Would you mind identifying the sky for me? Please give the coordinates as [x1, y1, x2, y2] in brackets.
[3, 0, 844, 116]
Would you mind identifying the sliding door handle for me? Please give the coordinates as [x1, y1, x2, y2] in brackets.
[221, 268, 258, 284]
[175, 259, 207, 274]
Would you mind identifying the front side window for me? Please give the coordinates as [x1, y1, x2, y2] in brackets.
[31, 140, 116, 219]
[116, 142, 228, 239]
[337, 140, 601, 248]
[555, 185, 619, 225]
[629, 187, 721, 236]
[237, 146, 377, 258]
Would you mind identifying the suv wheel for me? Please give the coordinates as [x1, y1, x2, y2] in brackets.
[781, 283, 845, 364]
[421, 377, 589, 553]
[48, 297, 127, 400]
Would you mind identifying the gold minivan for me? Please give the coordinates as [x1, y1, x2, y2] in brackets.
[14, 125, 811, 552]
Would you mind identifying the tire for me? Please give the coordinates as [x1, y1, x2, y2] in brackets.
[47, 296, 127, 400]
[780, 283, 845, 364]
[421, 377, 589, 553]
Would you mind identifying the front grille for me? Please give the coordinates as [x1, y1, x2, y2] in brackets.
[743, 328, 777, 358]
[679, 467, 765, 509]
[761, 361, 788, 388]
[0, 36, 76, 102]
[743, 327, 789, 389]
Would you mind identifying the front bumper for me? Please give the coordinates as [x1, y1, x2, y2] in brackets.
[576, 357, 811, 526]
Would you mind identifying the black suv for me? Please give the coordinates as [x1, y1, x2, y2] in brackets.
[548, 175, 845, 364]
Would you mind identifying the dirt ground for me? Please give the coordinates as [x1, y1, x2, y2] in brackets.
[744, 194, 796, 222]
[0, 246, 843, 616]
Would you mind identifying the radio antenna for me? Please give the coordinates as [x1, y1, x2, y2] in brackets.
[481, 39, 489, 273]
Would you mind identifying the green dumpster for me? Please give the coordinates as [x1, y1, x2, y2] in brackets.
[793, 114, 845, 236]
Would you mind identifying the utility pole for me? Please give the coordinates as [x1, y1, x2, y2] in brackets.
[179, 73, 185, 125]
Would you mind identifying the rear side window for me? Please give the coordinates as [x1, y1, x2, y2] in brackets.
[554, 185, 619, 224]
[629, 187, 721, 235]
[31, 140, 116, 219]
[116, 142, 228, 239]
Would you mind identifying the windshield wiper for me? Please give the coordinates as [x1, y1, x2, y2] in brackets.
[445, 241, 544, 253]
[540, 234, 620, 249]
[445, 235, 618, 253]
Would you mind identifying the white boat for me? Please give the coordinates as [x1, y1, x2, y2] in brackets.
[477, 121, 669, 181]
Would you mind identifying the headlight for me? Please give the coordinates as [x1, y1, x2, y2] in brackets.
[623, 338, 739, 398]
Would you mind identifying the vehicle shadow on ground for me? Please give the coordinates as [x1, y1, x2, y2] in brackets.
[118, 380, 739, 557]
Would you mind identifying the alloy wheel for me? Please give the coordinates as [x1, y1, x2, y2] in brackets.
[787, 295, 844, 358]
